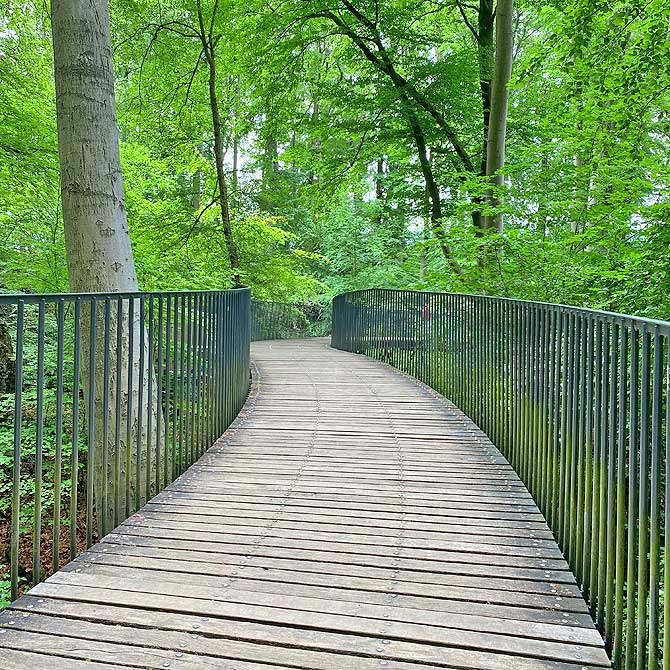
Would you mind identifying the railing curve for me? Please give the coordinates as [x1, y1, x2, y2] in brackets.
[0, 288, 250, 604]
[332, 288, 670, 669]
[251, 299, 331, 340]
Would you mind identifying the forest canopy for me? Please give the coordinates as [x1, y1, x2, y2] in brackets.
[1, 0, 669, 317]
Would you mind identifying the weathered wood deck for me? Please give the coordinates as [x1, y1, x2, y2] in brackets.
[0, 338, 609, 669]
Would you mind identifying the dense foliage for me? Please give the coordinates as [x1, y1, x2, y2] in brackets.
[0, 0, 668, 317]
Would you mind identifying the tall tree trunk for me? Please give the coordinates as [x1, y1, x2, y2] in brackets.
[197, 3, 241, 287]
[260, 134, 278, 211]
[307, 101, 320, 185]
[375, 158, 384, 227]
[231, 77, 241, 211]
[478, 0, 495, 178]
[205, 45, 241, 286]
[51, 0, 160, 533]
[420, 182, 430, 284]
[482, 0, 514, 232]
[407, 113, 464, 277]
[232, 134, 239, 211]
[51, 0, 138, 293]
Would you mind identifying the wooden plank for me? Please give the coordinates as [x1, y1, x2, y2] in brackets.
[110, 525, 569, 566]
[1, 338, 609, 670]
[101, 532, 578, 584]
[62, 559, 591, 617]
[72, 549, 584, 602]
[83, 542, 586, 602]
[122, 514, 560, 552]
[0, 648, 121, 670]
[137, 505, 556, 538]
[150, 491, 547, 521]
[21, 581, 608, 666]
[5, 599, 596, 670]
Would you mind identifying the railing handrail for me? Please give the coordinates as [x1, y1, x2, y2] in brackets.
[335, 288, 670, 333]
[0, 287, 250, 304]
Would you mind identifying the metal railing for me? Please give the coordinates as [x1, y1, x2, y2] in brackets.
[332, 288, 670, 669]
[251, 299, 330, 340]
[0, 288, 250, 603]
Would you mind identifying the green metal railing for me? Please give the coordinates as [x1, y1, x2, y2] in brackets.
[251, 299, 330, 341]
[332, 288, 670, 669]
[0, 288, 250, 602]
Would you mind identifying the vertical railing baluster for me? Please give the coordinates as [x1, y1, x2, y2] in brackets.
[137, 296, 145, 507]
[32, 300, 45, 585]
[583, 316, 595, 590]
[179, 293, 186, 473]
[575, 314, 587, 580]
[164, 295, 171, 489]
[614, 324, 628, 666]
[156, 295, 164, 493]
[70, 299, 81, 560]
[52, 299, 65, 573]
[636, 329, 652, 668]
[147, 295, 154, 501]
[86, 300, 97, 548]
[172, 294, 179, 479]
[114, 297, 123, 526]
[648, 329, 663, 668]
[10, 300, 24, 601]
[125, 297, 134, 518]
[605, 324, 619, 648]
[101, 299, 111, 537]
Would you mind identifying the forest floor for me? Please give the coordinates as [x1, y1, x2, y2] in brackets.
[0, 504, 93, 607]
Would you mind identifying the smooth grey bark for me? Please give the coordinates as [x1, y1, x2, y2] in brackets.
[51, 0, 138, 293]
[51, 0, 161, 532]
[482, 0, 514, 232]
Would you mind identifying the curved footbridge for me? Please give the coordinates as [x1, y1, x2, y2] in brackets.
[1, 339, 609, 670]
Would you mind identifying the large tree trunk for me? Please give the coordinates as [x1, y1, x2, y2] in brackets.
[51, 0, 161, 534]
[477, 0, 495, 179]
[51, 0, 137, 293]
[231, 76, 241, 212]
[482, 0, 514, 232]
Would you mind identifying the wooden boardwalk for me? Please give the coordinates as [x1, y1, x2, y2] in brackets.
[0, 339, 610, 669]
